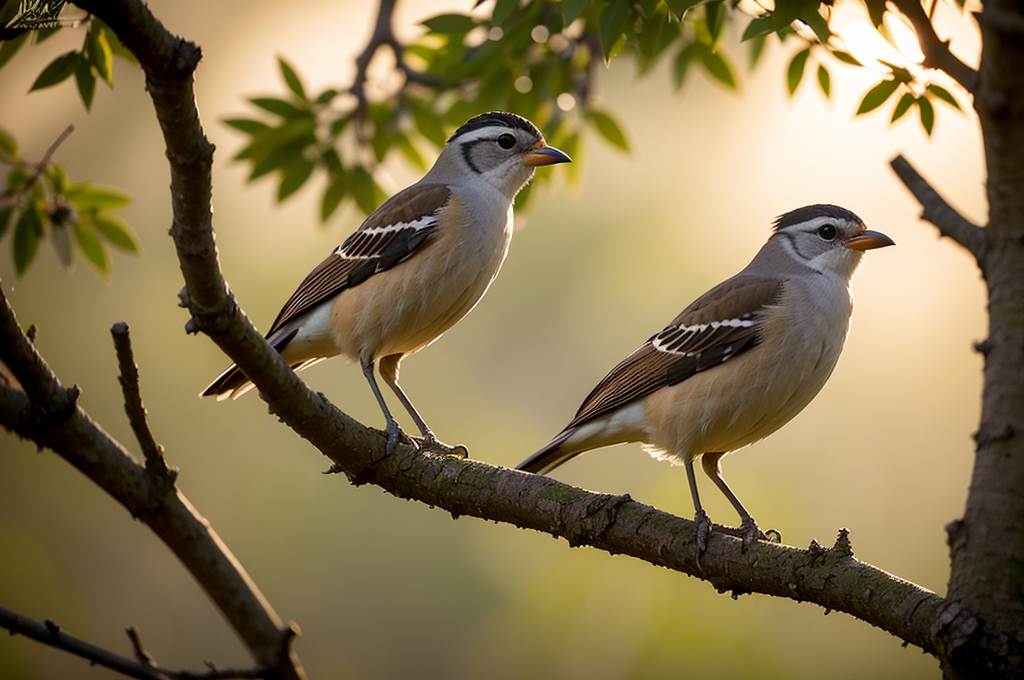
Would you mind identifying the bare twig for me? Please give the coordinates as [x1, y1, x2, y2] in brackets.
[0, 124, 75, 210]
[890, 154, 987, 262]
[111, 321, 172, 478]
[890, 0, 979, 94]
[0, 284, 305, 680]
[0, 606, 269, 680]
[125, 626, 158, 668]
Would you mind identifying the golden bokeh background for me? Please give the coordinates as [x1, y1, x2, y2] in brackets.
[1, 1, 985, 678]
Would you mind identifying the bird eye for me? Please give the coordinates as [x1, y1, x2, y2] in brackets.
[817, 224, 838, 241]
[497, 133, 516, 149]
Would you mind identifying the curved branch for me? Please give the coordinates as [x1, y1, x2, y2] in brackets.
[0, 286, 305, 680]
[890, 154, 987, 263]
[890, 0, 979, 94]
[75, 0, 956, 664]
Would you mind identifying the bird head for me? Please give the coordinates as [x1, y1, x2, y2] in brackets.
[434, 111, 571, 199]
[769, 204, 894, 281]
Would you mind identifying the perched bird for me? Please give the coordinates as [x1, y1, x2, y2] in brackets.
[203, 111, 570, 454]
[517, 204, 893, 549]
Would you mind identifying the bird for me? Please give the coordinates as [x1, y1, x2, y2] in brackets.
[202, 111, 571, 455]
[517, 204, 893, 550]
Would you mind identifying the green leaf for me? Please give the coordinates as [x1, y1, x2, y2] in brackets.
[73, 220, 110, 276]
[856, 79, 899, 115]
[891, 92, 915, 122]
[321, 170, 347, 221]
[599, 0, 630, 63]
[394, 132, 427, 172]
[30, 51, 79, 91]
[421, 13, 476, 34]
[0, 32, 29, 70]
[492, 0, 518, 26]
[666, 0, 701, 20]
[697, 44, 737, 89]
[409, 104, 448, 148]
[47, 164, 69, 194]
[51, 223, 74, 270]
[918, 96, 935, 136]
[278, 57, 307, 101]
[223, 118, 270, 135]
[927, 84, 961, 111]
[247, 139, 309, 180]
[0, 126, 17, 160]
[314, 88, 339, 105]
[87, 24, 113, 86]
[66, 184, 132, 211]
[817, 64, 830, 98]
[589, 110, 629, 152]
[91, 213, 140, 252]
[0, 206, 12, 240]
[561, 0, 589, 26]
[350, 166, 379, 215]
[673, 44, 695, 91]
[277, 157, 316, 201]
[787, 48, 810, 96]
[831, 50, 860, 66]
[741, 15, 772, 42]
[798, 7, 830, 44]
[749, 34, 768, 69]
[74, 56, 96, 110]
[14, 209, 41, 275]
[704, 1, 726, 51]
[249, 97, 304, 118]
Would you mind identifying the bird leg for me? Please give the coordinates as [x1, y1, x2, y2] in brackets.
[685, 459, 713, 553]
[701, 452, 767, 547]
[377, 355, 468, 459]
[361, 357, 415, 455]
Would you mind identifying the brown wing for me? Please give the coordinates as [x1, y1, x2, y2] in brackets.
[266, 184, 452, 336]
[565, 274, 783, 429]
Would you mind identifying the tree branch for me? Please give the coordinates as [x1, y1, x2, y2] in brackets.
[74, 0, 959, 665]
[111, 321, 171, 478]
[890, 0, 979, 94]
[0, 607, 270, 680]
[890, 154, 987, 263]
[0, 285, 306, 680]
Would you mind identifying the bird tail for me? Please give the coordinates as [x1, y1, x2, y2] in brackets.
[516, 428, 581, 474]
[200, 364, 253, 400]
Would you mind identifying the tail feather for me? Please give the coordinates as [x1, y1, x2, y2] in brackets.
[200, 364, 252, 400]
[516, 428, 580, 474]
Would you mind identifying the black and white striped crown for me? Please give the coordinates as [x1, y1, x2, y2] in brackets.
[772, 204, 863, 233]
[448, 111, 541, 144]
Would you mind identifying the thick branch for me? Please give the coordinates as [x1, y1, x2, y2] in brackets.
[890, 154, 987, 263]
[0, 286, 305, 680]
[0, 607, 268, 680]
[75, 0, 955, 664]
[890, 0, 979, 94]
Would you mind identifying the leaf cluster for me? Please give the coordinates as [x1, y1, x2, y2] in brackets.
[0, 129, 139, 279]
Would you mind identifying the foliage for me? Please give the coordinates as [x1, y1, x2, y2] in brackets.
[0, 126, 139, 279]
[0, 1, 969, 266]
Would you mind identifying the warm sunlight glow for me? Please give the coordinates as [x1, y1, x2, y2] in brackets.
[839, 21, 919, 73]
[884, 12, 925, 64]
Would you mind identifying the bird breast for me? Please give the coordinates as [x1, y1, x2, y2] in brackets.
[643, 276, 854, 465]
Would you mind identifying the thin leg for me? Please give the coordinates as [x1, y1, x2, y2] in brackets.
[361, 356, 411, 455]
[685, 458, 712, 553]
[377, 354, 467, 458]
[701, 452, 766, 546]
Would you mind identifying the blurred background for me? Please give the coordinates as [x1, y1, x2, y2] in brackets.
[0, 1, 984, 678]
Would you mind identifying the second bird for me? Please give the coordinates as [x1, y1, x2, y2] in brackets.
[517, 204, 893, 550]
[203, 111, 571, 454]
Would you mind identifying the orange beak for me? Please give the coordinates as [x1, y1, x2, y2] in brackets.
[845, 229, 895, 251]
[523, 142, 572, 167]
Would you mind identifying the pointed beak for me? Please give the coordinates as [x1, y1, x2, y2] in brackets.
[845, 229, 895, 251]
[523, 143, 572, 167]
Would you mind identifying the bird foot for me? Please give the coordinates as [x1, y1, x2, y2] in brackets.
[410, 432, 469, 459]
[384, 420, 417, 456]
[713, 516, 770, 550]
